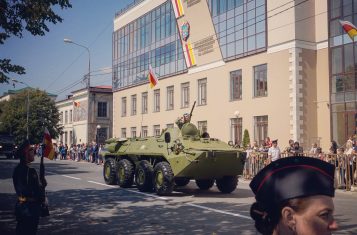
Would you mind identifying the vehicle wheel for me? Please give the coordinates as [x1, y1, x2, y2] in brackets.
[153, 161, 174, 195]
[195, 179, 215, 190]
[174, 178, 190, 187]
[135, 160, 154, 192]
[117, 159, 134, 188]
[103, 158, 117, 185]
[216, 176, 238, 194]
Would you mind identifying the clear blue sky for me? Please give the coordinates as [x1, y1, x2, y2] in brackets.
[1, 0, 134, 101]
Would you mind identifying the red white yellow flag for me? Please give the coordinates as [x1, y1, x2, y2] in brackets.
[73, 101, 80, 107]
[148, 65, 158, 89]
[183, 40, 196, 67]
[43, 127, 55, 160]
[171, 0, 184, 18]
[339, 20, 357, 40]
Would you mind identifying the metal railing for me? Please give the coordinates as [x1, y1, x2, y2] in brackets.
[242, 152, 357, 191]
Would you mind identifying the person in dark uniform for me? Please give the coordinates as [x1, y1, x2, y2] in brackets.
[249, 156, 338, 235]
[13, 140, 46, 235]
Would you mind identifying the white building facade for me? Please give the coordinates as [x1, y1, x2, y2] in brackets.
[56, 86, 113, 146]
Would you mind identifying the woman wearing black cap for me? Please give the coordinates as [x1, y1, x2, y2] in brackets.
[249, 156, 338, 235]
[12, 140, 45, 235]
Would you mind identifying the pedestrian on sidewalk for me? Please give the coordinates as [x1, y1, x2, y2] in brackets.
[268, 139, 281, 162]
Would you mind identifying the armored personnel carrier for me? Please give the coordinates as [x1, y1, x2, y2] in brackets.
[102, 104, 246, 195]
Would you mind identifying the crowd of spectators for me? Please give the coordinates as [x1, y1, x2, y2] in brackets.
[243, 137, 357, 191]
[34, 142, 104, 165]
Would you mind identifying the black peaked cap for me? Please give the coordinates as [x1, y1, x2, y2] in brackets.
[249, 156, 335, 206]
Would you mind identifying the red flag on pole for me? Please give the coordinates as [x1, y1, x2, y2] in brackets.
[339, 20, 357, 40]
[148, 65, 158, 89]
[43, 127, 55, 160]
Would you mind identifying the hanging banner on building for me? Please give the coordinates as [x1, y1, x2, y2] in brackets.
[171, 0, 184, 18]
[183, 40, 196, 67]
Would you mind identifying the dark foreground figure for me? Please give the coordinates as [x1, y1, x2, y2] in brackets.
[12, 140, 47, 235]
[249, 156, 338, 235]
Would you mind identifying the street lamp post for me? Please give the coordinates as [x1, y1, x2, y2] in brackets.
[64, 38, 91, 144]
[63, 38, 91, 88]
[96, 125, 101, 144]
[12, 79, 30, 140]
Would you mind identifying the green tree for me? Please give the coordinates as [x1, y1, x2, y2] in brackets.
[0, 0, 72, 83]
[0, 89, 62, 144]
[242, 129, 250, 149]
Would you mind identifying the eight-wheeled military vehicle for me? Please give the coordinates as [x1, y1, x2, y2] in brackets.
[102, 126, 246, 195]
[102, 103, 246, 195]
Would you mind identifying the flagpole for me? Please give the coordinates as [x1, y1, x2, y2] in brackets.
[140, 64, 159, 137]
[139, 88, 147, 138]
[40, 120, 46, 186]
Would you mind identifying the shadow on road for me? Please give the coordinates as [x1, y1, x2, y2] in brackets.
[0, 187, 255, 235]
[0, 159, 91, 180]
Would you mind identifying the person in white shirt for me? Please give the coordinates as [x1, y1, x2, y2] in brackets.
[268, 139, 281, 162]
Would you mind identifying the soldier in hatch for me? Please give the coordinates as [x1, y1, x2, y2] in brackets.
[175, 113, 191, 129]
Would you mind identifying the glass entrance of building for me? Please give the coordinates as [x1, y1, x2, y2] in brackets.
[332, 110, 357, 146]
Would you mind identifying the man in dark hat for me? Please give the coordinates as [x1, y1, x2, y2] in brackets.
[12, 140, 46, 235]
[249, 156, 338, 235]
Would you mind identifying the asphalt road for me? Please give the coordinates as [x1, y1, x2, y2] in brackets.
[1, 156, 357, 235]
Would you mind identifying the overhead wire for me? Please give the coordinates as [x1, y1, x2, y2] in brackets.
[47, 6, 119, 92]
[53, 0, 300, 95]
[55, 0, 346, 94]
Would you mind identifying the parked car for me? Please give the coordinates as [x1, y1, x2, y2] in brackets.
[0, 133, 16, 158]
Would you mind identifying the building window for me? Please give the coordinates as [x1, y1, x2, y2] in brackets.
[98, 102, 108, 117]
[166, 123, 174, 129]
[153, 125, 161, 137]
[69, 131, 73, 144]
[69, 110, 73, 123]
[154, 89, 160, 112]
[181, 82, 190, 108]
[254, 115, 268, 146]
[121, 97, 127, 116]
[197, 121, 208, 134]
[141, 126, 148, 137]
[112, 0, 187, 90]
[207, 0, 266, 61]
[230, 70, 242, 100]
[131, 127, 137, 138]
[65, 111, 68, 124]
[230, 118, 242, 146]
[142, 92, 148, 114]
[121, 128, 127, 138]
[167, 86, 174, 110]
[97, 127, 108, 144]
[64, 131, 67, 145]
[254, 64, 268, 97]
[60, 112, 63, 124]
[131, 95, 137, 116]
[198, 78, 207, 106]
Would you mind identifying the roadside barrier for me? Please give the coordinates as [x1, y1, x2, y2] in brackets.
[242, 151, 357, 191]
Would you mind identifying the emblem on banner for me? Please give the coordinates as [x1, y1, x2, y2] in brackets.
[181, 22, 190, 41]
